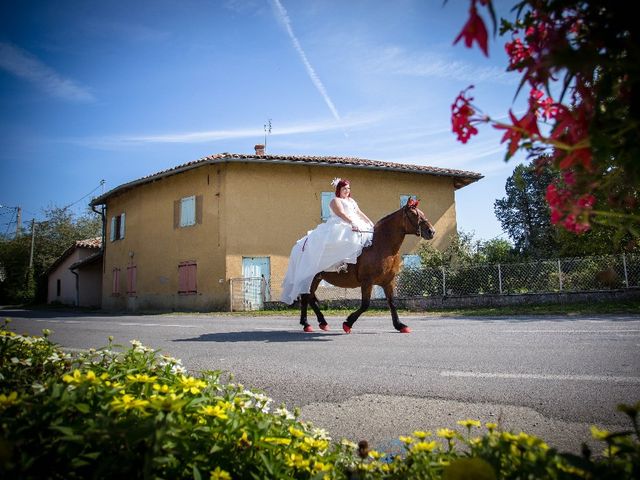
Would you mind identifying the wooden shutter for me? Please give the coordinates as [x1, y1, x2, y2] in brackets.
[119, 213, 126, 239]
[112, 268, 120, 295]
[196, 195, 203, 224]
[174, 200, 180, 229]
[127, 265, 137, 295]
[110, 217, 116, 241]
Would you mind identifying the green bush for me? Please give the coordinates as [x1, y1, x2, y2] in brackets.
[1, 319, 638, 479]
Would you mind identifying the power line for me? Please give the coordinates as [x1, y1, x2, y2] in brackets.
[62, 180, 106, 210]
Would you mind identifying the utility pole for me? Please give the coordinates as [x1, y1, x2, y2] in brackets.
[29, 219, 35, 268]
[16, 207, 22, 238]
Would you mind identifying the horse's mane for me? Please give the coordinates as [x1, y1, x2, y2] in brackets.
[374, 207, 403, 230]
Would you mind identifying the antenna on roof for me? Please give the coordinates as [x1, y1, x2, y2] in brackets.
[263, 119, 272, 153]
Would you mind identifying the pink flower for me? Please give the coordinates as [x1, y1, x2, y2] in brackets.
[451, 86, 481, 143]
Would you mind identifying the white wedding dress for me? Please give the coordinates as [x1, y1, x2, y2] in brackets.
[280, 198, 374, 305]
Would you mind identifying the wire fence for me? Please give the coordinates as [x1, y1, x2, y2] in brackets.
[232, 254, 639, 309]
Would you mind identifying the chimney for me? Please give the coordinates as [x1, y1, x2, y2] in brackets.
[254, 144, 265, 156]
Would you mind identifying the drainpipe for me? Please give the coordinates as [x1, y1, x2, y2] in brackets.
[92, 204, 106, 273]
[71, 269, 79, 307]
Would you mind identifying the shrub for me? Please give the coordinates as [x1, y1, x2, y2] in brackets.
[1, 319, 638, 479]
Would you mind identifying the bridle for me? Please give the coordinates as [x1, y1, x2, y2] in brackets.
[404, 207, 429, 237]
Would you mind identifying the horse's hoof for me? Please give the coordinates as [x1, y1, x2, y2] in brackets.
[342, 323, 351, 334]
[319, 322, 329, 331]
[400, 326, 412, 334]
[303, 325, 314, 333]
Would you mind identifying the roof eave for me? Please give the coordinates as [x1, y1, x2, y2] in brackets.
[90, 155, 483, 205]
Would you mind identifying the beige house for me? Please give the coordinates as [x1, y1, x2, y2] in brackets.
[46, 237, 102, 307]
[90, 147, 482, 311]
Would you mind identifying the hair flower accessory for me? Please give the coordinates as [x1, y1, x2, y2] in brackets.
[330, 177, 342, 187]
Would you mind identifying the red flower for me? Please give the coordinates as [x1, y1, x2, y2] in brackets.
[493, 108, 540, 158]
[451, 87, 481, 143]
[454, 1, 489, 56]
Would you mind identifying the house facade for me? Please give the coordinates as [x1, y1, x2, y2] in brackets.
[90, 148, 482, 312]
[46, 237, 102, 307]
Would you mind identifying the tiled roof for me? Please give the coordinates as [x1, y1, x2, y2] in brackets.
[45, 237, 103, 275]
[76, 237, 102, 249]
[91, 153, 483, 205]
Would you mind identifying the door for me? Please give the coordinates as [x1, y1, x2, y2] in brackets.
[242, 257, 271, 309]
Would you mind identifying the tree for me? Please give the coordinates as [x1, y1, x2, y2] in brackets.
[0, 207, 101, 304]
[451, 0, 640, 239]
[494, 160, 558, 255]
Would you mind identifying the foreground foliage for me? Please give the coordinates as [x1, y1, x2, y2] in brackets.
[1, 320, 638, 479]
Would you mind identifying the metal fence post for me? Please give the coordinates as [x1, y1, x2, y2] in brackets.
[441, 266, 446, 296]
[557, 259, 563, 292]
[498, 264, 503, 294]
[622, 253, 629, 288]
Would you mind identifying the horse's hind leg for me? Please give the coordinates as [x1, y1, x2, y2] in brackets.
[299, 294, 313, 332]
[309, 275, 328, 331]
[343, 283, 372, 334]
[383, 283, 410, 333]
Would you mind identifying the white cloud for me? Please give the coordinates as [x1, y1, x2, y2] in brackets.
[0, 42, 95, 102]
[269, 0, 342, 124]
[67, 113, 385, 149]
[360, 44, 514, 84]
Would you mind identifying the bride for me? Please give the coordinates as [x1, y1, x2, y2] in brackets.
[281, 178, 375, 305]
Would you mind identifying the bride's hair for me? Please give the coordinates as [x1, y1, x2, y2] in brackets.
[334, 179, 351, 197]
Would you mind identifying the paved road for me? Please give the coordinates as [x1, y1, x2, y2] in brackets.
[4, 309, 640, 454]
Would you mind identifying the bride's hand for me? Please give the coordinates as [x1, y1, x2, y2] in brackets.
[351, 224, 360, 232]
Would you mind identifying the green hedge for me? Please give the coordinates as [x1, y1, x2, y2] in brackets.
[1, 319, 638, 479]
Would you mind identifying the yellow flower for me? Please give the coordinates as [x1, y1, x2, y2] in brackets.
[126, 373, 157, 384]
[200, 404, 229, 420]
[110, 394, 149, 412]
[340, 439, 358, 449]
[0, 391, 20, 408]
[369, 450, 384, 459]
[149, 393, 187, 412]
[288, 426, 305, 438]
[62, 369, 84, 384]
[152, 383, 170, 393]
[100, 373, 109, 381]
[411, 441, 438, 453]
[437, 428, 457, 439]
[286, 453, 309, 470]
[178, 375, 207, 395]
[457, 419, 482, 429]
[399, 435, 414, 444]
[591, 425, 610, 441]
[302, 436, 329, 451]
[237, 431, 251, 448]
[210, 466, 231, 480]
[263, 437, 292, 446]
[413, 430, 430, 439]
[312, 461, 332, 473]
[485, 422, 498, 432]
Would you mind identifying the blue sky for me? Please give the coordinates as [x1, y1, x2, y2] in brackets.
[0, 0, 527, 241]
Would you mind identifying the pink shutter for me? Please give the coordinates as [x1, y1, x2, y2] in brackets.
[127, 265, 137, 295]
[178, 261, 197, 294]
[112, 268, 120, 295]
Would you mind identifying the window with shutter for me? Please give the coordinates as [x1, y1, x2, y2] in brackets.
[180, 196, 196, 227]
[321, 192, 333, 221]
[127, 265, 137, 295]
[178, 261, 197, 294]
[110, 213, 125, 241]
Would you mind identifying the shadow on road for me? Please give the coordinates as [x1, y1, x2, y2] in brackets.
[173, 330, 352, 343]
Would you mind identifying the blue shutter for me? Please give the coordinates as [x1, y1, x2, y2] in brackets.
[110, 216, 116, 241]
[180, 196, 196, 227]
[119, 213, 125, 239]
[321, 192, 333, 221]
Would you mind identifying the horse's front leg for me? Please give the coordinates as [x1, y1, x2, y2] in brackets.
[309, 275, 329, 331]
[299, 294, 313, 332]
[343, 283, 372, 334]
[383, 283, 410, 333]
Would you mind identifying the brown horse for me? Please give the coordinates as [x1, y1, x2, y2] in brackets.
[299, 200, 435, 333]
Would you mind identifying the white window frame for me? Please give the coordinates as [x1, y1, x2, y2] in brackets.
[110, 213, 125, 241]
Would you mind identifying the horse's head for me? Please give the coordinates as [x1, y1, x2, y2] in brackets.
[403, 199, 436, 240]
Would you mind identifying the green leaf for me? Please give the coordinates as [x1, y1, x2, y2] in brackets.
[76, 403, 90, 414]
[192, 465, 202, 480]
